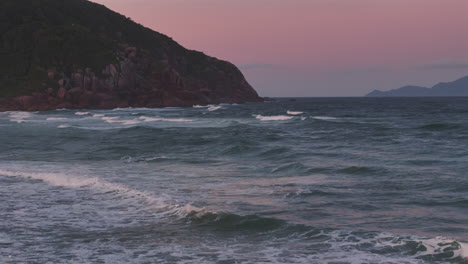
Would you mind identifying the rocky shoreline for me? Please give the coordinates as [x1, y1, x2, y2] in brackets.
[0, 46, 263, 112]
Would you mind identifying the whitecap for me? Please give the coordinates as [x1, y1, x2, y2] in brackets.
[193, 105, 208, 108]
[75, 112, 90, 116]
[208, 106, 222, 112]
[101, 116, 120, 123]
[255, 115, 294, 121]
[101, 116, 141, 125]
[287, 111, 304, 115]
[92, 114, 105, 118]
[139, 116, 193, 122]
[57, 124, 71, 129]
[8, 111, 32, 123]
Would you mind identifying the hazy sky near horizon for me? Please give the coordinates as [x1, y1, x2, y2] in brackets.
[92, 0, 468, 96]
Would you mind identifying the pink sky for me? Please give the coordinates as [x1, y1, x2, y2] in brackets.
[93, 0, 468, 96]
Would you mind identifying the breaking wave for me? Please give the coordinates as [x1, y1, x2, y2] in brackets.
[255, 115, 294, 121]
[287, 110, 304, 115]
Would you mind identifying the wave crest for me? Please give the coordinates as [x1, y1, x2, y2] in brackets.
[255, 115, 293, 121]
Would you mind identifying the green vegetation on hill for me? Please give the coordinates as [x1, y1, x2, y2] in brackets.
[0, 0, 208, 97]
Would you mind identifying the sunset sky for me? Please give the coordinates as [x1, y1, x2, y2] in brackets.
[92, 0, 468, 96]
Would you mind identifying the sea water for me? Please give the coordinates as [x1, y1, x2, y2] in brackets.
[0, 97, 467, 263]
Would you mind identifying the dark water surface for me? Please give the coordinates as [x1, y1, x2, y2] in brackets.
[1, 97, 467, 263]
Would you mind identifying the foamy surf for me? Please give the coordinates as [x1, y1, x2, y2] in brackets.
[101, 116, 142, 125]
[255, 115, 294, 121]
[409, 237, 468, 259]
[0, 169, 98, 188]
[0, 168, 205, 219]
[75, 112, 90, 116]
[8, 112, 33, 123]
[287, 110, 303, 115]
[458, 242, 468, 259]
[193, 105, 208, 108]
[208, 106, 222, 112]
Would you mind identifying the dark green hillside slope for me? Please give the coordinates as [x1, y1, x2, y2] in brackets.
[0, 0, 262, 110]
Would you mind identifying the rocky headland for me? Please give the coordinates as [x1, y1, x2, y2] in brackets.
[0, 0, 262, 111]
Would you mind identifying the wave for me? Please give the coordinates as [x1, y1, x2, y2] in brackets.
[8, 111, 33, 123]
[287, 110, 303, 115]
[185, 211, 286, 231]
[120, 155, 173, 163]
[337, 166, 386, 175]
[0, 168, 211, 219]
[208, 106, 222, 112]
[284, 188, 336, 198]
[193, 105, 208, 108]
[418, 123, 463, 131]
[313, 116, 338, 121]
[0, 169, 99, 188]
[1, 168, 467, 262]
[46, 117, 69, 121]
[75, 112, 90, 116]
[255, 115, 294, 121]
[138, 116, 193, 122]
[101, 116, 141, 125]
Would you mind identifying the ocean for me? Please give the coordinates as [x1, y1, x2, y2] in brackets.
[0, 97, 467, 263]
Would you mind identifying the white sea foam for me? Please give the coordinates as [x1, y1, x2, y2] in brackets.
[193, 105, 208, 108]
[57, 124, 71, 129]
[0, 169, 98, 188]
[75, 112, 90, 116]
[103, 117, 141, 125]
[92, 114, 105, 118]
[410, 236, 468, 260]
[208, 106, 222, 112]
[255, 115, 294, 121]
[459, 242, 468, 259]
[139, 116, 193, 122]
[287, 111, 303, 115]
[46, 117, 69, 121]
[8, 112, 32, 123]
[0, 168, 203, 217]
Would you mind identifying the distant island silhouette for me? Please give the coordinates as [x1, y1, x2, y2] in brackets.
[366, 75, 468, 97]
[0, 0, 262, 111]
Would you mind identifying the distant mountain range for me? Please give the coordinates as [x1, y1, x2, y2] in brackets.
[366, 75, 468, 97]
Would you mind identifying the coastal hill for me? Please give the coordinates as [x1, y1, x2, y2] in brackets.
[366, 75, 468, 97]
[0, 0, 262, 111]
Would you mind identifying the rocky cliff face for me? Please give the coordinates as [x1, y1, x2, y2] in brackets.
[0, 0, 262, 111]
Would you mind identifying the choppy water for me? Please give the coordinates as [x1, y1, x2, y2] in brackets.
[1, 97, 467, 264]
